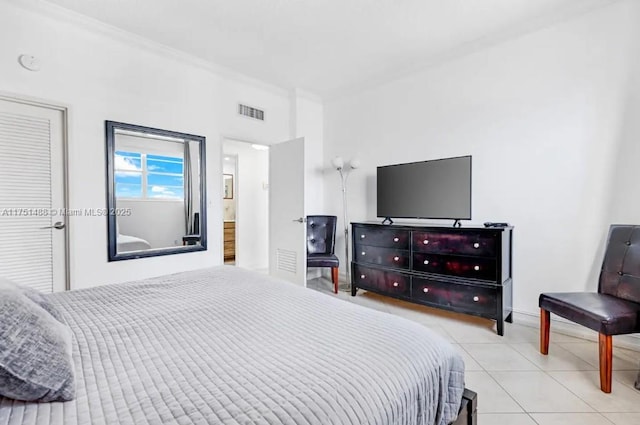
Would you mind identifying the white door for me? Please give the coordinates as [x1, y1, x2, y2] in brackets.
[0, 97, 67, 292]
[269, 137, 306, 286]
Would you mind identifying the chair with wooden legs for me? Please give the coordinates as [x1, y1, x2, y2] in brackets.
[306, 215, 339, 293]
[539, 225, 640, 393]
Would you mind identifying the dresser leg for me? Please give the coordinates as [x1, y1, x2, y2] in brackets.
[505, 312, 513, 323]
[497, 319, 504, 336]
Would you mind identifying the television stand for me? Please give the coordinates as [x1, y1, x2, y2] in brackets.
[452, 219, 462, 228]
[351, 222, 513, 335]
[381, 217, 394, 225]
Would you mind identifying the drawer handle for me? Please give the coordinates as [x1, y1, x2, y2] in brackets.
[423, 287, 429, 293]
[361, 234, 366, 239]
[361, 252, 366, 256]
[473, 296, 479, 302]
[392, 282, 399, 287]
[393, 256, 400, 262]
[474, 265, 480, 271]
[393, 237, 399, 242]
[473, 242, 480, 249]
[423, 240, 429, 245]
[423, 260, 429, 265]
[360, 274, 365, 279]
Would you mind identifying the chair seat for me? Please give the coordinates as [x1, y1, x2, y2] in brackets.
[539, 292, 640, 335]
[307, 254, 339, 268]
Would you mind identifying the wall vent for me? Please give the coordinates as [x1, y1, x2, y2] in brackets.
[276, 248, 297, 274]
[238, 103, 264, 121]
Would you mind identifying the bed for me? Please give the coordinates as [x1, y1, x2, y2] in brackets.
[116, 233, 152, 252]
[0, 266, 475, 425]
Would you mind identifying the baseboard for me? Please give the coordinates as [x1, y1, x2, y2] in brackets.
[513, 309, 640, 352]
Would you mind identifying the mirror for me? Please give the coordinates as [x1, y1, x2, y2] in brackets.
[106, 121, 207, 261]
[223, 174, 233, 199]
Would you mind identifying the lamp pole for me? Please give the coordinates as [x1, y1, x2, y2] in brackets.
[337, 166, 350, 290]
[333, 157, 359, 291]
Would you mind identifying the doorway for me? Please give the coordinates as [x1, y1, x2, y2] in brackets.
[0, 95, 68, 292]
[223, 154, 237, 264]
[222, 138, 270, 272]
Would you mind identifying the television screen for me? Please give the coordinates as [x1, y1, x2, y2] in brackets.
[377, 155, 472, 220]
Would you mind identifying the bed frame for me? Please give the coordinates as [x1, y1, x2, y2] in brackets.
[451, 388, 477, 425]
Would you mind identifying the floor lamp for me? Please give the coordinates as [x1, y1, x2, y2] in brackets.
[332, 156, 360, 291]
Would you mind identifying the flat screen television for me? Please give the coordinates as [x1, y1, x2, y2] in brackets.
[377, 155, 472, 223]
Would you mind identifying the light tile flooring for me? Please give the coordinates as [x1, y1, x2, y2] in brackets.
[307, 277, 640, 425]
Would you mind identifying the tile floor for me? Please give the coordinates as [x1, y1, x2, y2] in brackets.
[307, 277, 640, 425]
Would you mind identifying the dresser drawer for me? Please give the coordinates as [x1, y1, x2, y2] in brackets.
[354, 226, 410, 249]
[413, 253, 497, 281]
[355, 244, 410, 269]
[412, 278, 497, 317]
[412, 231, 497, 257]
[353, 264, 410, 297]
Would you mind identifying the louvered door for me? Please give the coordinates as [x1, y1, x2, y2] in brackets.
[0, 98, 67, 292]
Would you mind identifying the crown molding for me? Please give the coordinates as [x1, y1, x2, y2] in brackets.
[292, 88, 323, 104]
[8, 0, 291, 98]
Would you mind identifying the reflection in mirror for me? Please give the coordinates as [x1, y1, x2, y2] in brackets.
[223, 174, 233, 199]
[106, 121, 207, 261]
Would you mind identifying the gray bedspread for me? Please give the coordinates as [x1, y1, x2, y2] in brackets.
[0, 266, 465, 425]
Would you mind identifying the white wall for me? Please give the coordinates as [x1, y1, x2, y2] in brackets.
[0, 0, 291, 289]
[290, 90, 325, 217]
[223, 140, 269, 270]
[324, 0, 640, 317]
[117, 199, 185, 248]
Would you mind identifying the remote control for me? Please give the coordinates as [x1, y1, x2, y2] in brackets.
[484, 222, 509, 228]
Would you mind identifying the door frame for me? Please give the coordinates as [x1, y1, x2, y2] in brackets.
[0, 91, 71, 290]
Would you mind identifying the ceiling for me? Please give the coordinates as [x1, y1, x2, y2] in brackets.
[43, 0, 616, 99]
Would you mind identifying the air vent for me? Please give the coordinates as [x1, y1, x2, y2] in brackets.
[276, 248, 296, 274]
[238, 103, 264, 121]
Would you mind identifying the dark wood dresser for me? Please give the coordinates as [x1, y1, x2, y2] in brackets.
[351, 222, 513, 335]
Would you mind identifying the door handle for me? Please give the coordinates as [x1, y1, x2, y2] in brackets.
[41, 221, 65, 230]
[292, 217, 305, 223]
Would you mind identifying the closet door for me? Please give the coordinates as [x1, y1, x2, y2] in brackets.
[0, 97, 67, 292]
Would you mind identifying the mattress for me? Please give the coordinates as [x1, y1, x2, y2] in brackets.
[0, 266, 465, 425]
[116, 234, 152, 252]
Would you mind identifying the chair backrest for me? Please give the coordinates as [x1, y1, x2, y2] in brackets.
[599, 225, 640, 304]
[307, 215, 337, 255]
[193, 212, 200, 235]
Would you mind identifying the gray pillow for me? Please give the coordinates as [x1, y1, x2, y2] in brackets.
[0, 277, 66, 324]
[0, 284, 75, 402]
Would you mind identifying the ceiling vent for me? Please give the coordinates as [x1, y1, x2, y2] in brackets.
[238, 103, 264, 121]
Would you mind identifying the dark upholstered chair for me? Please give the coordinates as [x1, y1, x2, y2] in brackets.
[539, 225, 640, 393]
[182, 212, 201, 246]
[307, 215, 339, 294]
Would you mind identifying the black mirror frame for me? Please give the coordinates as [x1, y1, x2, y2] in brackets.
[105, 120, 207, 261]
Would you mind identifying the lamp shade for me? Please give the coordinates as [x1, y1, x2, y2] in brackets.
[331, 156, 344, 169]
[349, 158, 361, 169]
